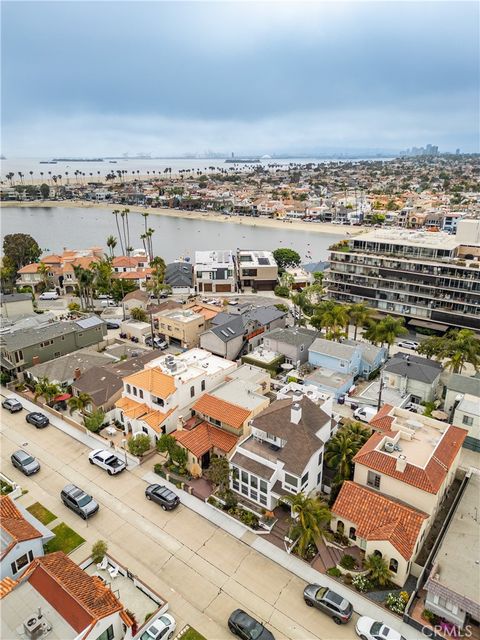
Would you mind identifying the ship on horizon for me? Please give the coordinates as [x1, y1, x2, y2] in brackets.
[225, 153, 260, 164]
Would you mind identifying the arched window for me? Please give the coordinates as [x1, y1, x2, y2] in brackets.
[349, 527, 356, 541]
[389, 558, 398, 573]
[373, 549, 382, 558]
[336, 521, 344, 534]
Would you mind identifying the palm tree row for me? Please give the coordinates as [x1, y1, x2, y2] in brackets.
[417, 328, 480, 373]
[112, 208, 132, 256]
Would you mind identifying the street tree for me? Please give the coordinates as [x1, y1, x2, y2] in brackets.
[3, 233, 42, 273]
[272, 248, 301, 271]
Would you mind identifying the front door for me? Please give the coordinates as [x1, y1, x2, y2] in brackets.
[201, 450, 211, 469]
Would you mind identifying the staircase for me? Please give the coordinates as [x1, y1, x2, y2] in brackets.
[266, 512, 292, 550]
[312, 543, 343, 574]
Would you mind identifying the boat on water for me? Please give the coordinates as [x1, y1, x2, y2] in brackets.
[39, 161, 58, 164]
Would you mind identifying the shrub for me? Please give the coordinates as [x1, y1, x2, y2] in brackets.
[91, 540, 108, 564]
[0, 371, 11, 385]
[207, 496, 220, 508]
[339, 554, 357, 570]
[326, 567, 342, 577]
[127, 433, 151, 456]
[144, 612, 155, 624]
[352, 574, 372, 592]
[239, 509, 259, 529]
[223, 490, 238, 511]
[422, 609, 437, 624]
[0, 480, 13, 495]
[400, 591, 410, 605]
[84, 409, 105, 433]
[274, 285, 290, 298]
[274, 303, 289, 313]
[385, 592, 407, 615]
[343, 573, 353, 585]
[154, 463, 166, 477]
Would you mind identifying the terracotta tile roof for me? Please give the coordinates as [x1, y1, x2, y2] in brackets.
[41, 254, 62, 264]
[0, 577, 17, 599]
[332, 481, 428, 559]
[193, 394, 250, 428]
[369, 404, 395, 432]
[27, 552, 123, 632]
[0, 496, 43, 558]
[191, 305, 219, 321]
[115, 397, 149, 419]
[17, 263, 40, 274]
[123, 368, 176, 398]
[112, 256, 141, 268]
[353, 425, 467, 493]
[174, 421, 238, 458]
[112, 270, 151, 280]
[142, 407, 176, 433]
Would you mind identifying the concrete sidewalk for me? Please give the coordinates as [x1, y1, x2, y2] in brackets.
[2, 390, 139, 469]
[141, 471, 420, 639]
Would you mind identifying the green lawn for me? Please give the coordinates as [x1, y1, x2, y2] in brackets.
[27, 502, 57, 525]
[44, 522, 85, 555]
[180, 628, 207, 640]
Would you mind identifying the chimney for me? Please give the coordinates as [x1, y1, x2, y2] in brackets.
[396, 454, 407, 472]
[74, 367, 81, 380]
[177, 415, 185, 431]
[291, 402, 302, 425]
[32, 355, 40, 366]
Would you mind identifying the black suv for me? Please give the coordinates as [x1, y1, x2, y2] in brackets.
[26, 412, 50, 428]
[61, 484, 99, 519]
[228, 610, 275, 640]
[303, 584, 353, 624]
[145, 484, 180, 510]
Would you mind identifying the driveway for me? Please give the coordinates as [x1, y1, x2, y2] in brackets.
[1, 406, 359, 640]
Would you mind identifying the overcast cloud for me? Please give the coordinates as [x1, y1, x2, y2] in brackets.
[2, 1, 478, 155]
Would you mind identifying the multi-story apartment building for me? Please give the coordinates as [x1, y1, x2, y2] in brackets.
[326, 220, 480, 331]
[156, 308, 208, 349]
[236, 250, 278, 291]
[194, 250, 236, 294]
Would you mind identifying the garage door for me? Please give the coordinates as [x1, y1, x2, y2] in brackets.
[215, 284, 232, 292]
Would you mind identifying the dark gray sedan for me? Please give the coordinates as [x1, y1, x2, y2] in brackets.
[228, 610, 275, 640]
[303, 584, 353, 624]
[11, 450, 40, 476]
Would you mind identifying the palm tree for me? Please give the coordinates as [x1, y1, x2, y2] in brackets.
[112, 210, 125, 255]
[130, 307, 147, 322]
[68, 392, 93, 415]
[375, 315, 408, 354]
[311, 303, 349, 341]
[122, 208, 131, 255]
[363, 320, 381, 345]
[37, 262, 51, 290]
[363, 553, 393, 587]
[280, 493, 331, 558]
[325, 431, 361, 484]
[348, 303, 372, 340]
[419, 328, 480, 373]
[344, 421, 371, 446]
[106, 235, 117, 258]
[34, 377, 61, 406]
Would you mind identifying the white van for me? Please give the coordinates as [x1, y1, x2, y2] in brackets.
[39, 291, 59, 300]
[353, 406, 378, 423]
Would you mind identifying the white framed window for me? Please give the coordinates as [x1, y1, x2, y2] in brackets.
[462, 415, 473, 427]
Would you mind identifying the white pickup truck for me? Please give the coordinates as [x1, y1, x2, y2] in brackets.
[88, 449, 126, 475]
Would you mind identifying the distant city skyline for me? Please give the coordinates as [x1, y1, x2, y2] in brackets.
[2, 1, 479, 156]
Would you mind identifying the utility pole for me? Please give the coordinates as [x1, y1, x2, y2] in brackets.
[377, 373, 384, 411]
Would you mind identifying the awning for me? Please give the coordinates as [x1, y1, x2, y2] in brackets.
[53, 393, 71, 402]
[408, 319, 447, 332]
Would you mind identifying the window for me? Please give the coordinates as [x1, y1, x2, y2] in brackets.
[190, 386, 195, 398]
[318, 452, 323, 466]
[210, 417, 221, 427]
[462, 415, 474, 427]
[301, 471, 309, 486]
[259, 494, 267, 506]
[373, 549, 382, 558]
[250, 490, 258, 501]
[142, 427, 148, 434]
[133, 387, 137, 396]
[284, 473, 298, 488]
[349, 527, 356, 541]
[260, 479, 267, 493]
[241, 484, 248, 496]
[389, 558, 398, 573]
[266, 432, 277, 442]
[367, 471, 381, 489]
[10, 550, 34, 575]
[139, 389, 144, 399]
[201, 380, 205, 392]
[250, 476, 258, 489]
[336, 521, 344, 535]
[97, 625, 114, 640]
[300, 344, 305, 352]
[126, 384, 131, 394]
[241, 471, 248, 484]
[317, 472, 322, 485]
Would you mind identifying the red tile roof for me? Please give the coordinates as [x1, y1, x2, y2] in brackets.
[353, 425, 467, 493]
[332, 481, 428, 559]
[369, 404, 395, 432]
[0, 496, 43, 559]
[174, 421, 238, 458]
[0, 577, 17, 599]
[192, 394, 250, 428]
[26, 552, 123, 633]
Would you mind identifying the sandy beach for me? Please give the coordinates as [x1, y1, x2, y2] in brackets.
[1, 199, 365, 237]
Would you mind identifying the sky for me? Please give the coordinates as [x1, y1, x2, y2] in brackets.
[1, 1, 479, 156]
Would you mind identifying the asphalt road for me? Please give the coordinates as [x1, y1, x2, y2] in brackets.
[1, 407, 360, 640]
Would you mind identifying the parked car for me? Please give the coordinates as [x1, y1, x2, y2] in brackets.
[228, 610, 275, 640]
[2, 398, 23, 413]
[61, 483, 99, 519]
[139, 614, 176, 640]
[11, 449, 40, 476]
[97, 294, 112, 300]
[352, 406, 377, 423]
[303, 584, 353, 624]
[145, 335, 168, 349]
[101, 299, 117, 307]
[145, 484, 180, 510]
[355, 617, 406, 640]
[397, 340, 419, 350]
[26, 412, 50, 428]
[88, 449, 126, 475]
[106, 321, 120, 330]
[39, 291, 59, 300]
